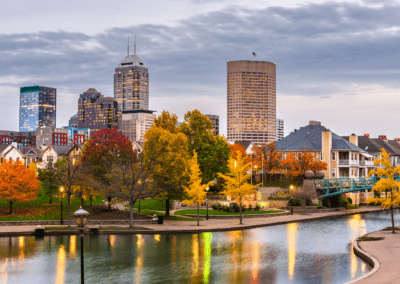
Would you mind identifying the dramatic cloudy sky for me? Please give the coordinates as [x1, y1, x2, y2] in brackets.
[1, 0, 400, 138]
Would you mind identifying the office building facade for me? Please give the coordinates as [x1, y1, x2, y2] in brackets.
[205, 114, 219, 136]
[120, 110, 156, 144]
[19, 86, 56, 132]
[69, 113, 78, 129]
[276, 118, 284, 141]
[77, 88, 119, 133]
[227, 60, 276, 143]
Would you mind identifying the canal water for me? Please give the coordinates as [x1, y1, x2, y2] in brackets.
[0, 210, 399, 284]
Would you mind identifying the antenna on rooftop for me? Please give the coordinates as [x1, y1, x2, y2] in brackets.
[134, 34, 136, 55]
[127, 35, 129, 55]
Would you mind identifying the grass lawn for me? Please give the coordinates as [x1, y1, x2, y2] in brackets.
[0, 194, 104, 221]
[136, 209, 202, 221]
[128, 199, 173, 211]
[174, 209, 285, 216]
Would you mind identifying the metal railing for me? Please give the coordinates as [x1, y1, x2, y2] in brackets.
[338, 160, 359, 166]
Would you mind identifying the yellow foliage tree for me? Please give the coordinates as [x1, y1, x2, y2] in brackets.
[218, 151, 260, 224]
[182, 151, 213, 226]
[367, 148, 400, 233]
[29, 162, 38, 176]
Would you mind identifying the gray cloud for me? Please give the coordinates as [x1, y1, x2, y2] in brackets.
[1, 1, 400, 136]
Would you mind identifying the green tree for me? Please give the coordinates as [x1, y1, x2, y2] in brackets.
[143, 126, 190, 216]
[180, 109, 230, 183]
[182, 152, 213, 226]
[218, 151, 260, 225]
[367, 148, 400, 234]
[38, 166, 60, 204]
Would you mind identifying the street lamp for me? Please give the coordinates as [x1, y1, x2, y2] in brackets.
[60, 186, 64, 225]
[289, 185, 294, 215]
[73, 207, 90, 284]
[206, 186, 210, 220]
[138, 180, 141, 213]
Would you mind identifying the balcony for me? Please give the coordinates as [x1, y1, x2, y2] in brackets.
[359, 160, 374, 166]
[338, 160, 359, 166]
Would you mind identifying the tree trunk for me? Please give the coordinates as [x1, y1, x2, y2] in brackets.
[197, 203, 200, 226]
[9, 201, 13, 214]
[239, 196, 243, 225]
[81, 198, 84, 207]
[90, 196, 92, 207]
[107, 196, 112, 211]
[166, 198, 170, 216]
[391, 188, 395, 234]
[67, 192, 71, 228]
[50, 194, 52, 204]
[129, 202, 134, 228]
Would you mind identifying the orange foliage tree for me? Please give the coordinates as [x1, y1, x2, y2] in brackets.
[0, 160, 40, 214]
[252, 142, 281, 182]
[280, 151, 327, 180]
[229, 143, 250, 163]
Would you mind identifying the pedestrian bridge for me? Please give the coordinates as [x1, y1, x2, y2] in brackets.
[314, 176, 400, 198]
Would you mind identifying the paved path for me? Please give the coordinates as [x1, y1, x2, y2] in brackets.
[352, 229, 400, 284]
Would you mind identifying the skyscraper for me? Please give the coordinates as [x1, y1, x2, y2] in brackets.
[227, 60, 276, 144]
[114, 35, 155, 144]
[19, 85, 56, 132]
[205, 114, 219, 136]
[276, 118, 284, 141]
[77, 88, 119, 133]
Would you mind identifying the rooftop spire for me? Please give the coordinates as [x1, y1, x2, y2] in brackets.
[134, 34, 136, 55]
[127, 35, 129, 56]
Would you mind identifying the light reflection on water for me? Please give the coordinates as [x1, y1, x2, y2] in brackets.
[0, 211, 398, 284]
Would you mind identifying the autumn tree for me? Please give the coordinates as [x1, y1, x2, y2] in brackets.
[182, 152, 213, 226]
[367, 148, 400, 234]
[143, 125, 189, 216]
[104, 150, 162, 227]
[218, 152, 260, 225]
[280, 151, 327, 181]
[252, 142, 280, 184]
[229, 143, 250, 163]
[81, 128, 134, 210]
[180, 109, 230, 184]
[0, 160, 40, 214]
[153, 110, 179, 134]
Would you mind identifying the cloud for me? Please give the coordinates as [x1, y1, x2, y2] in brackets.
[1, 1, 400, 138]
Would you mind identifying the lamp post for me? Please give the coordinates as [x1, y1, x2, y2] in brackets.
[138, 180, 141, 213]
[289, 185, 294, 215]
[60, 186, 64, 225]
[206, 186, 210, 220]
[73, 207, 90, 284]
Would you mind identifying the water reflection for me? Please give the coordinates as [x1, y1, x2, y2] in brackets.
[0, 211, 398, 284]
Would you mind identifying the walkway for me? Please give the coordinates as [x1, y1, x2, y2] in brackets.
[351, 229, 400, 284]
[0, 206, 383, 235]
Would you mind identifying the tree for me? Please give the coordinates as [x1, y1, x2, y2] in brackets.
[153, 110, 179, 134]
[143, 126, 189, 216]
[182, 152, 213, 226]
[180, 109, 230, 183]
[38, 166, 60, 204]
[50, 156, 82, 226]
[252, 142, 280, 183]
[0, 160, 40, 214]
[218, 152, 260, 225]
[280, 151, 327, 181]
[81, 128, 134, 210]
[367, 148, 400, 234]
[104, 151, 162, 227]
[229, 144, 250, 163]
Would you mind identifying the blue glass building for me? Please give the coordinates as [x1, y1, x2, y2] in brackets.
[19, 86, 56, 132]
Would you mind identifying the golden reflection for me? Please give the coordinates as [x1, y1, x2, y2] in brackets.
[0, 259, 8, 283]
[69, 236, 77, 259]
[55, 245, 66, 284]
[109, 235, 116, 248]
[171, 236, 177, 267]
[202, 233, 213, 284]
[347, 214, 367, 279]
[192, 234, 199, 276]
[287, 223, 298, 280]
[251, 242, 260, 282]
[137, 234, 143, 248]
[18, 237, 25, 260]
[135, 234, 144, 284]
[154, 235, 161, 242]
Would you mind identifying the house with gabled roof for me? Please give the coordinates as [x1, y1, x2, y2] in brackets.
[275, 121, 374, 179]
[38, 144, 83, 169]
[0, 143, 42, 167]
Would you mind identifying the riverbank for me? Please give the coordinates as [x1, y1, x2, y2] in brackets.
[349, 228, 400, 284]
[0, 206, 384, 236]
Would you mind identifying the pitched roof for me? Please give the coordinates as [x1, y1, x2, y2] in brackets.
[388, 140, 400, 152]
[0, 144, 9, 154]
[116, 54, 146, 69]
[235, 140, 252, 150]
[372, 138, 400, 156]
[275, 124, 365, 152]
[21, 146, 42, 156]
[50, 145, 74, 155]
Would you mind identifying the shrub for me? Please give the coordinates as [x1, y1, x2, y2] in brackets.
[211, 204, 217, 210]
[345, 204, 359, 210]
[216, 203, 222, 210]
[255, 204, 261, 211]
[305, 198, 313, 206]
[289, 198, 303, 206]
[347, 197, 353, 204]
[248, 204, 252, 211]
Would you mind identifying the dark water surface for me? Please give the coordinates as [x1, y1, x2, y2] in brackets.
[0, 210, 399, 284]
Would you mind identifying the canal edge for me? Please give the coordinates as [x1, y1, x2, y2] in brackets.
[344, 233, 380, 284]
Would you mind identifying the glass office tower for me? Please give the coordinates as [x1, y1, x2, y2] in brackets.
[19, 86, 56, 132]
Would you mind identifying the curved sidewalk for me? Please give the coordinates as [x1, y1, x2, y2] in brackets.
[0, 206, 383, 235]
[351, 229, 400, 284]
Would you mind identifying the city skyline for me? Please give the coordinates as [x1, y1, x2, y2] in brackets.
[1, 0, 400, 138]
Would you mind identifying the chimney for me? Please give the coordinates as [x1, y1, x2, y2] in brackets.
[309, 120, 321, 126]
[349, 134, 358, 147]
[378, 135, 388, 142]
[364, 134, 369, 137]
[322, 130, 332, 179]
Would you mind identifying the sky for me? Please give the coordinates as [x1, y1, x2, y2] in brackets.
[1, 0, 400, 138]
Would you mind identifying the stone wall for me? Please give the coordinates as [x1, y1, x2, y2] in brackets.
[257, 187, 287, 199]
[268, 200, 289, 209]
